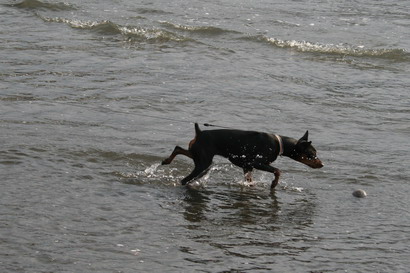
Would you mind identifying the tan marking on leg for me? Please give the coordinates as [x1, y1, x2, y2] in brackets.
[188, 137, 196, 149]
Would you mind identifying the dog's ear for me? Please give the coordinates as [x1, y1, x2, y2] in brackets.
[299, 130, 309, 142]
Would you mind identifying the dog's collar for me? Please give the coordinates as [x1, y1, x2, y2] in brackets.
[274, 134, 284, 156]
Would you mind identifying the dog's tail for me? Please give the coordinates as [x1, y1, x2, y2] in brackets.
[188, 123, 201, 149]
[194, 123, 201, 136]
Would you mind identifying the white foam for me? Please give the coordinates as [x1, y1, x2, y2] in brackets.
[144, 163, 160, 176]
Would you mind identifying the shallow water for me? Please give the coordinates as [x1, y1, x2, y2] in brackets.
[1, 0, 410, 272]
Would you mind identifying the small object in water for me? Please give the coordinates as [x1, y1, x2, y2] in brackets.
[352, 189, 367, 198]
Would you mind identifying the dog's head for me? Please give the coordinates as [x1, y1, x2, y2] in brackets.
[291, 131, 323, 169]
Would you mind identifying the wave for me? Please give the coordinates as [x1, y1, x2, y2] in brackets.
[135, 7, 173, 15]
[38, 15, 192, 43]
[248, 35, 409, 61]
[39, 16, 122, 34]
[160, 21, 239, 36]
[10, 0, 76, 11]
[0, 94, 39, 102]
[119, 25, 193, 43]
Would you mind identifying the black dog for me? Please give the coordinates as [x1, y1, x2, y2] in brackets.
[162, 123, 323, 188]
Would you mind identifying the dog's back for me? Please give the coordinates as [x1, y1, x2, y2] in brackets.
[193, 128, 277, 159]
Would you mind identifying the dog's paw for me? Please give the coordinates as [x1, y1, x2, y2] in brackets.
[161, 159, 170, 165]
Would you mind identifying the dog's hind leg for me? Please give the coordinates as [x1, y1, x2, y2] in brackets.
[181, 157, 213, 185]
[162, 146, 192, 165]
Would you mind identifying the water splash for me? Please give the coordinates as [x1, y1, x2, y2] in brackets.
[144, 163, 160, 177]
[280, 180, 304, 193]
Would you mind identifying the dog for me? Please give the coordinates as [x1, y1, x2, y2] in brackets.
[162, 123, 323, 189]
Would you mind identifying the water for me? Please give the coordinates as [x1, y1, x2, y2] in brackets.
[1, 0, 409, 272]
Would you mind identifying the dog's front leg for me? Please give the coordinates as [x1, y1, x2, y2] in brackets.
[270, 168, 281, 189]
[253, 162, 281, 189]
[243, 168, 253, 182]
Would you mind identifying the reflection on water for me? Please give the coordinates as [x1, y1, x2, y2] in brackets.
[179, 185, 317, 267]
[183, 188, 210, 223]
[182, 186, 315, 228]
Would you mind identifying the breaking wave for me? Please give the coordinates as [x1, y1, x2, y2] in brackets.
[249, 35, 409, 60]
[38, 15, 192, 43]
[160, 21, 239, 36]
[12, 0, 408, 60]
[39, 16, 122, 34]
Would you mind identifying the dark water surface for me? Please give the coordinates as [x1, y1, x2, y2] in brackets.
[1, 0, 410, 272]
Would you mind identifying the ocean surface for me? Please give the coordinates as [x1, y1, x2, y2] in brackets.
[1, 0, 409, 272]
